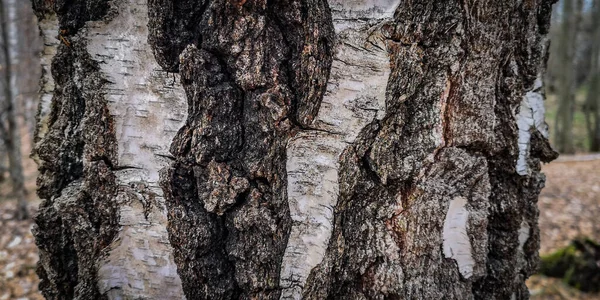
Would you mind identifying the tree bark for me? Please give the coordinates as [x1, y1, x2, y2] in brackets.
[31, 0, 558, 299]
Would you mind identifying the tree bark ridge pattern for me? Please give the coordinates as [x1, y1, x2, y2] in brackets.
[30, 0, 559, 299]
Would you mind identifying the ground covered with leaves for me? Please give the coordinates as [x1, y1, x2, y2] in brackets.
[0, 201, 42, 300]
[0, 155, 598, 299]
[528, 154, 600, 299]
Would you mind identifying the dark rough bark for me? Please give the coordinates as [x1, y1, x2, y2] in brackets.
[152, 1, 334, 298]
[31, 2, 121, 299]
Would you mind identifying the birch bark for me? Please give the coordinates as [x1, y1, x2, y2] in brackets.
[32, 0, 557, 299]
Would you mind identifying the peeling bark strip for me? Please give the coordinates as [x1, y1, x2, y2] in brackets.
[32, 0, 186, 298]
[153, 0, 334, 299]
[443, 196, 476, 279]
[516, 40, 557, 176]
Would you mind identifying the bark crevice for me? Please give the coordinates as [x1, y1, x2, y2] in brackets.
[152, 1, 334, 298]
[303, 1, 557, 299]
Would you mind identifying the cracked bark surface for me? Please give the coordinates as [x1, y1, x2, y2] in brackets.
[31, 0, 557, 299]
[155, 1, 334, 298]
[32, 0, 186, 299]
[304, 1, 558, 299]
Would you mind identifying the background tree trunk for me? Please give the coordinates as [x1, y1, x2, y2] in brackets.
[31, 0, 558, 299]
[0, 0, 28, 219]
[11, 0, 43, 145]
[584, 0, 600, 151]
[554, 0, 582, 154]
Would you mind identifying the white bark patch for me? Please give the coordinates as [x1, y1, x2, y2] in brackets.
[98, 173, 185, 300]
[328, 0, 398, 32]
[280, 2, 398, 298]
[34, 14, 59, 146]
[85, 0, 186, 298]
[443, 196, 475, 279]
[516, 78, 548, 176]
[516, 221, 530, 269]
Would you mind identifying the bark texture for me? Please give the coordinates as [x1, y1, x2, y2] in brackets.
[32, 0, 557, 299]
[303, 1, 558, 299]
[153, 1, 334, 298]
[32, 0, 186, 299]
[31, 0, 121, 297]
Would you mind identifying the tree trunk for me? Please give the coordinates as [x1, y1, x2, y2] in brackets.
[31, 0, 558, 299]
[554, 0, 582, 154]
[0, 0, 28, 219]
[11, 0, 43, 145]
[584, 0, 600, 151]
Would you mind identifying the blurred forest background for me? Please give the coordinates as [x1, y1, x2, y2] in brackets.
[0, 0, 598, 299]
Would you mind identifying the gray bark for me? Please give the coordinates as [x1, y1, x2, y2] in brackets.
[31, 0, 558, 299]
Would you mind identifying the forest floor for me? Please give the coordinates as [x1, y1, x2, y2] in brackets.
[528, 154, 600, 299]
[0, 154, 598, 299]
